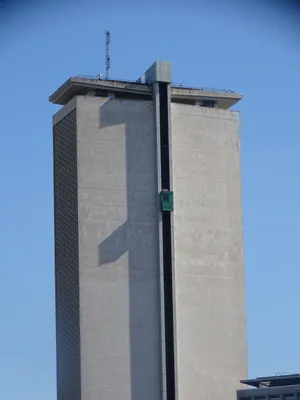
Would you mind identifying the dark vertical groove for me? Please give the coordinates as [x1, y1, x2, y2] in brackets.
[159, 83, 175, 400]
[159, 84, 170, 190]
[53, 110, 81, 400]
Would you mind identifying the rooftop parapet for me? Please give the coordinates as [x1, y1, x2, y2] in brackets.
[49, 75, 242, 109]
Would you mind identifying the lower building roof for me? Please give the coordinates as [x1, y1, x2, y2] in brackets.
[241, 375, 300, 388]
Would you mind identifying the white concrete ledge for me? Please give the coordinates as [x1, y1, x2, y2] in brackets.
[49, 77, 242, 109]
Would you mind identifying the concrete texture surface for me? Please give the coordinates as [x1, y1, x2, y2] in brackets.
[172, 104, 247, 400]
[76, 96, 162, 400]
[145, 61, 172, 84]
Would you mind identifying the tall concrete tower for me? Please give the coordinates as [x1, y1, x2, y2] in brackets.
[50, 61, 247, 400]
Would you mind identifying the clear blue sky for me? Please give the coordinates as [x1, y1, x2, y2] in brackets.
[0, 1, 299, 399]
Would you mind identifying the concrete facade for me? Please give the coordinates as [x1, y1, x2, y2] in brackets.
[172, 104, 247, 400]
[76, 96, 162, 400]
[51, 61, 247, 400]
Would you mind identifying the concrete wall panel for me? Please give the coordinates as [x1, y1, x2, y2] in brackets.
[171, 104, 247, 400]
[76, 96, 162, 400]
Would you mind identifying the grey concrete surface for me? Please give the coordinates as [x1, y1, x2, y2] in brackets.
[172, 104, 247, 400]
[76, 96, 162, 400]
[144, 61, 173, 84]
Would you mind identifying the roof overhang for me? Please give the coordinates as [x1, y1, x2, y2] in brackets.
[49, 77, 242, 109]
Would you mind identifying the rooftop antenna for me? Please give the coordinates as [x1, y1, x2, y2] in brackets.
[105, 30, 110, 80]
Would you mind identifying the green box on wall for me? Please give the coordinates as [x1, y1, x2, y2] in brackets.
[160, 190, 174, 212]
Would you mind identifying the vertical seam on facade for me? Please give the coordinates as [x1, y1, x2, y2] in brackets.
[153, 83, 168, 400]
[158, 82, 176, 400]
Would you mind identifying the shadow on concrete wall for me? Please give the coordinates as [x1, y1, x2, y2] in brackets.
[97, 98, 162, 400]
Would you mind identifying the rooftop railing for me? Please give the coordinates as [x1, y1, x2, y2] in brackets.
[75, 74, 235, 94]
[171, 83, 235, 93]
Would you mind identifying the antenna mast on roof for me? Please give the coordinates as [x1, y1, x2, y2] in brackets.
[105, 30, 110, 80]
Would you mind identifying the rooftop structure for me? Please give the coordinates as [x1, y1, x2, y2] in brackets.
[49, 75, 242, 109]
[241, 375, 300, 388]
[238, 375, 300, 400]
